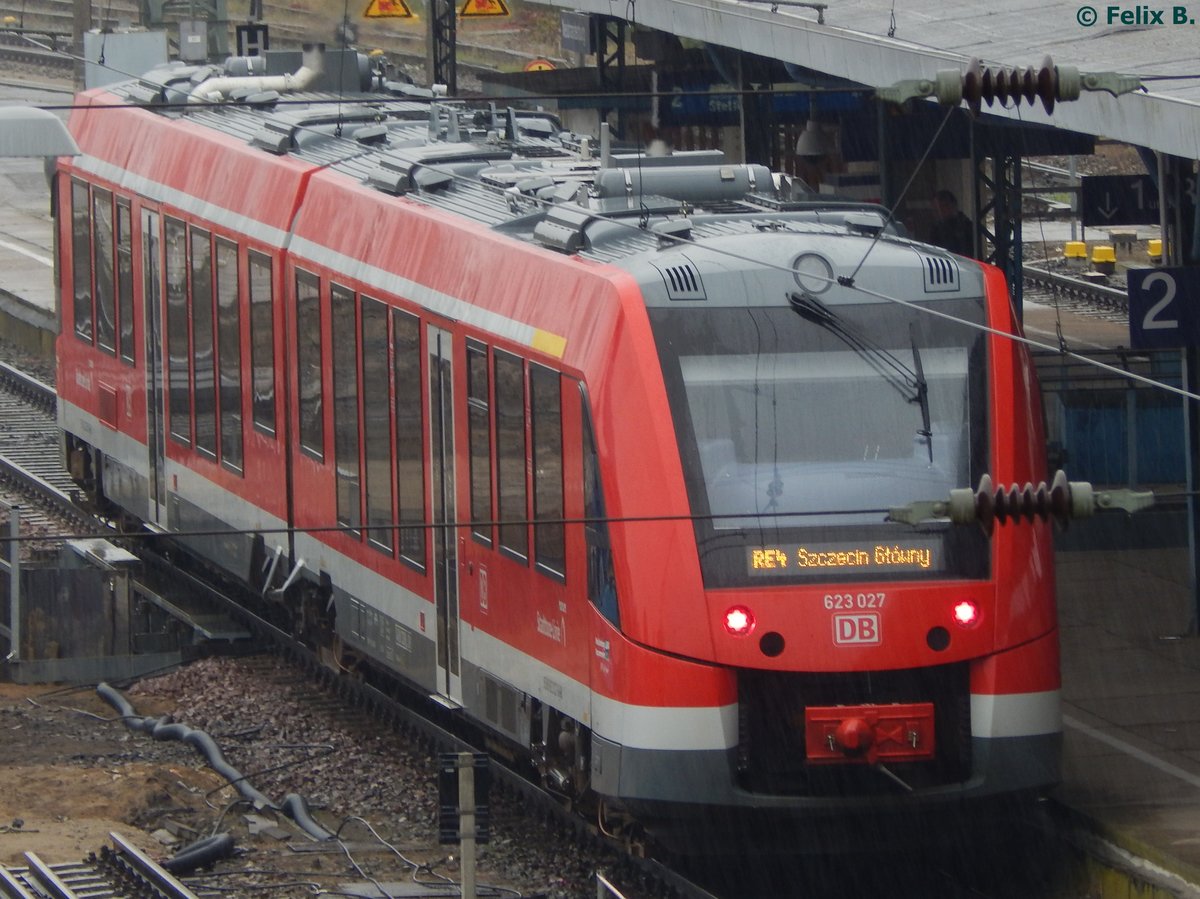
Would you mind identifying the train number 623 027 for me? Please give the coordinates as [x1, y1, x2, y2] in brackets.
[823, 593, 886, 610]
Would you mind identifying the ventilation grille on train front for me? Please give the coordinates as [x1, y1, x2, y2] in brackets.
[652, 260, 707, 301]
[919, 252, 961, 293]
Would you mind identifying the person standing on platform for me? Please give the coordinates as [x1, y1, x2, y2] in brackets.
[930, 189, 975, 257]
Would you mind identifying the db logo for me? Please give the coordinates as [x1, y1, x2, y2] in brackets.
[833, 612, 881, 645]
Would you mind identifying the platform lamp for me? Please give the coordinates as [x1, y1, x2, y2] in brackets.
[795, 101, 831, 161]
[0, 106, 81, 183]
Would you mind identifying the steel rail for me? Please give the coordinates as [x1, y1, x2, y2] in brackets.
[105, 832, 202, 899]
[130, 543, 719, 899]
[0, 361, 54, 410]
[1024, 264, 1130, 312]
[20, 853, 84, 899]
[0, 833, 204, 899]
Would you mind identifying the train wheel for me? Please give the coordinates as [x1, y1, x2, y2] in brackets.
[318, 634, 363, 678]
[597, 799, 650, 858]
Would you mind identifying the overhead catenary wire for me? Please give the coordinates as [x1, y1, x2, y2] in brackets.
[11, 30, 1198, 500]
[0, 507, 901, 545]
[17, 104, 1196, 408]
[1014, 102, 1072, 354]
[7, 106, 1154, 538]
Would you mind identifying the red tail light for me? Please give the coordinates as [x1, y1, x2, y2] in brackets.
[724, 606, 756, 636]
[953, 600, 980, 627]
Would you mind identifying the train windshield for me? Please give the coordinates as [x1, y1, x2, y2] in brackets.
[649, 297, 990, 585]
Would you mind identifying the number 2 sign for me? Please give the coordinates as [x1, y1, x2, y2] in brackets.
[1128, 267, 1200, 349]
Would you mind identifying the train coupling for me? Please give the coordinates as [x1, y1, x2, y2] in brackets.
[805, 702, 935, 765]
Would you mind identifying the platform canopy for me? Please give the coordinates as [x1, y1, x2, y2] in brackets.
[0, 106, 81, 157]
[532, 0, 1200, 160]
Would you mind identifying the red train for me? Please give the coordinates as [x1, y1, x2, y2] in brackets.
[55, 50, 1059, 837]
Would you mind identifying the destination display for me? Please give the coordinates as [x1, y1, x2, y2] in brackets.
[748, 541, 940, 577]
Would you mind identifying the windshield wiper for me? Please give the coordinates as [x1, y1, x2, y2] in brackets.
[788, 291, 934, 464]
[910, 323, 933, 464]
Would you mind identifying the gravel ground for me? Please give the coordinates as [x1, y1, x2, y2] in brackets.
[1, 653, 639, 898]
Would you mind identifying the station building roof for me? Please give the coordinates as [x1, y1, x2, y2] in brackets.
[533, 0, 1200, 159]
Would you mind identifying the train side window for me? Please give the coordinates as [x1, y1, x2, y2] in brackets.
[467, 340, 492, 546]
[582, 397, 619, 627]
[362, 296, 393, 553]
[70, 179, 93, 343]
[164, 216, 191, 445]
[190, 227, 217, 459]
[116, 200, 134, 366]
[332, 284, 361, 535]
[92, 187, 116, 355]
[531, 364, 564, 579]
[295, 269, 324, 458]
[248, 251, 275, 436]
[393, 309, 426, 570]
[215, 238, 242, 472]
[494, 350, 528, 561]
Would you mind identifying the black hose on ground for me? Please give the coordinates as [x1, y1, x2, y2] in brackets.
[96, 682, 335, 842]
[162, 832, 237, 875]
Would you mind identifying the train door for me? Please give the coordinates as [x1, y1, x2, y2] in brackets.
[141, 208, 166, 525]
[429, 325, 462, 704]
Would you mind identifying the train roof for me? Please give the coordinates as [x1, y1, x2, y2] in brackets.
[97, 53, 922, 269]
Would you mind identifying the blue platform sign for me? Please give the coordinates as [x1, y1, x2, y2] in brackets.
[1082, 174, 1197, 227]
[1081, 175, 1159, 226]
[1128, 267, 1200, 348]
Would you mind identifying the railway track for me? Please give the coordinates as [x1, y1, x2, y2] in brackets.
[1023, 263, 1131, 322]
[0, 0, 136, 74]
[0, 831, 216, 899]
[0, 361, 90, 537]
[0, 32, 72, 75]
[0, 350, 710, 897]
[129, 545, 717, 898]
[0, 349, 1132, 899]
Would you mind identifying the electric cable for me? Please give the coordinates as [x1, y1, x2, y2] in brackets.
[1015, 102, 1071, 354]
[4, 34, 1192, 545]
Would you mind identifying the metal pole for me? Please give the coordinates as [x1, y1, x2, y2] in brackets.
[8, 505, 19, 661]
[458, 752, 476, 899]
[876, 98, 889, 209]
[736, 53, 747, 166]
[1163, 151, 1198, 634]
[1159, 151, 1170, 263]
[72, 0, 92, 92]
[1184, 350, 1200, 635]
[1069, 156, 1078, 242]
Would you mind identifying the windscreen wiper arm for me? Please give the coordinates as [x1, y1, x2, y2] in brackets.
[788, 291, 934, 464]
[910, 323, 933, 464]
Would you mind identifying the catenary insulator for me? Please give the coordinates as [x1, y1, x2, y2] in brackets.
[891, 471, 1152, 530]
[959, 56, 1076, 116]
[878, 54, 1124, 113]
[941, 470, 1150, 535]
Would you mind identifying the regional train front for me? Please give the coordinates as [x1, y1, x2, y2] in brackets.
[589, 221, 1059, 825]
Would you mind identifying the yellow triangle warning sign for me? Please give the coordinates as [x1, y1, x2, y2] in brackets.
[459, 0, 510, 16]
[364, 0, 414, 17]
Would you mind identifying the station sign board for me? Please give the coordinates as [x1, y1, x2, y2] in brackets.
[1082, 174, 1197, 227]
[560, 11, 590, 55]
[1082, 175, 1160, 226]
[1128, 266, 1200, 348]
